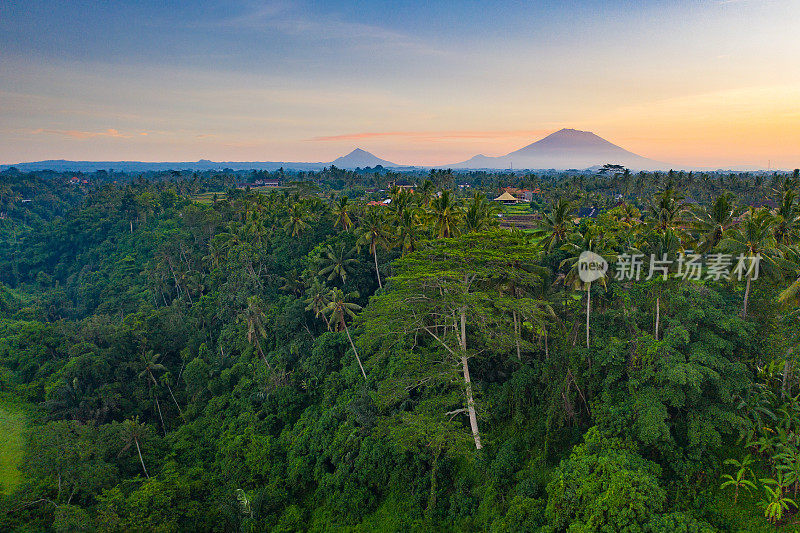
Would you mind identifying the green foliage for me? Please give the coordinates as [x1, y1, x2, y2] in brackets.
[545, 427, 668, 532]
[1, 171, 798, 531]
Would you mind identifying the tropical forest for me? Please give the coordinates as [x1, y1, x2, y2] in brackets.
[1, 166, 800, 532]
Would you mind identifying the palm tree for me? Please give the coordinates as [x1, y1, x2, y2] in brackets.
[464, 192, 501, 233]
[204, 233, 233, 269]
[243, 296, 273, 370]
[534, 198, 574, 252]
[159, 372, 185, 422]
[690, 192, 742, 252]
[318, 243, 359, 285]
[648, 186, 688, 232]
[779, 246, 800, 307]
[416, 179, 435, 208]
[396, 207, 423, 256]
[284, 203, 309, 237]
[118, 417, 151, 479]
[720, 208, 780, 317]
[428, 190, 463, 238]
[138, 350, 167, 436]
[278, 268, 306, 297]
[324, 289, 367, 381]
[635, 228, 681, 340]
[304, 279, 333, 331]
[332, 196, 353, 231]
[356, 208, 389, 288]
[559, 226, 614, 348]
[774, 188, 800, 245]
[389, 188, 414, 225]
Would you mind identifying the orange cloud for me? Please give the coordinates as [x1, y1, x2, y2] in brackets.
[310, 129, 552, 142]
[31, 128, 133, 139]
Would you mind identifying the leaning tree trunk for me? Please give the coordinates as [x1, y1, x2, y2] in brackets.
[654, 294, 660, 341]
[135, 437, 150, 479]
[373, 247, 383, 289]
[343, 322, 367, 381]
[741, 273, 752, 318]
[460, 308, 482, 450]
[166, 382, 185, 421]
[153, 393, 167, 436]
[585, 282, 592, 349]
[255, 339, 274, 371]
[513, 310, 521, 362]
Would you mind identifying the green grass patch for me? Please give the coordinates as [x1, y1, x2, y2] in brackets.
[192, 192, 223, 204]
[501, 204, 534, 215]
[0, 399, 27, 494]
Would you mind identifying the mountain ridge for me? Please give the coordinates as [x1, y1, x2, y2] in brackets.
[0, 148, 401, 173]
[1, 130, 671, 171]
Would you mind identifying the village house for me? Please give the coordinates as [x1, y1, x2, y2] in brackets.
[494, 191, 519, 205]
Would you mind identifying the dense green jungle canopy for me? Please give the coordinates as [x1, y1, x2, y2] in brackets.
[1, 166, 799, 532]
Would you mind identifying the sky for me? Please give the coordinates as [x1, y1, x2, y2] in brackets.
[1, 0, 799, 169]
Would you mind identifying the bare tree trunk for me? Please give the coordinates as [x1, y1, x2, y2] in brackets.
[513, 310, 521, 361]
[741, 274, 752, 318]
[154, 394, 167, 436]
[654, 294, 660, 341]
[344, 323, 367, 381]
[460, 309, 482, 450]
[373, 248, 383, 289]
[255, 339, 274, 371]
[585, 282, 591, 349]
[135, 438, 150, 479]
[166, 382, 185, 421]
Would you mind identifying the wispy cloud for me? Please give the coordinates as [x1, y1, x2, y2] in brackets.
[30, 128, 139, 139]
[196, 1, 444, 57]
[310, 130, 552, 142]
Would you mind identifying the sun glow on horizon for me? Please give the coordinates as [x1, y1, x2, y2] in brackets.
[1, 1, 799, 169]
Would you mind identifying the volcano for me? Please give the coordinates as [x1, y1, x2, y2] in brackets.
[329, 148, 398, 169]
[449, 129, 667, 170]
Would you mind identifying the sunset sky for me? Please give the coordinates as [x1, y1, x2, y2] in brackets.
[2, 0, 799, 169]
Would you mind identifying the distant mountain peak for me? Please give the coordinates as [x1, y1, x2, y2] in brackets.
[330, 148, 398, 169]
[448, 129, 667, 170]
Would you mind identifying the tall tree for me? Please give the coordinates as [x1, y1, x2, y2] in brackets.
[464, 192, 501, 233]
[138, 350, 168, 436]
[690, 192, 742, 252]
[332, 196, 354, 231]
[356, 208, 389, 288]
[118, 417, 152, 479]
[318, 243, 359, 285]
[361, 230, 542, 449]
[324, 288, 367, 381]
[720, 208, 780, 317]
[534, 197, 575, 252]
[427, 190, 463, 239]
[284, 202, 309, 237]
[243, 296, 273, 370]
[559, 225, 614, 348]
[304, 278, 333, 331]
